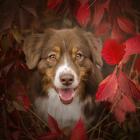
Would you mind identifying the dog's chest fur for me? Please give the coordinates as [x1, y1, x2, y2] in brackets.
[34, 88, 91, 130]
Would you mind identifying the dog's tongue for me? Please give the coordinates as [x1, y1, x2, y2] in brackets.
[58, 88, 74, 101]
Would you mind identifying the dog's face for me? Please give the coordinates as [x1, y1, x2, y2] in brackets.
[23, 28, 103, 105]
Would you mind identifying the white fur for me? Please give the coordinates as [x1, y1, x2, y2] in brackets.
[54, 55, 78, 89]
[34, 88, 85, 130]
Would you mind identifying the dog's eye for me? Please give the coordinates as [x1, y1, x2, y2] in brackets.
[76, 53, 82, 60]
[49, 54, 56, 60]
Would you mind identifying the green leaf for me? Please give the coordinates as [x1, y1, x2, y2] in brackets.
[116, 132, 127, 140]
[1, 34, 11, 53]
[127, 120, 134, 132]
[7, 106, 15, 113]
[11, 29, 21, 43]
[112, 122, 119, 134]
[123, 121, 128, 133]
[12, 99, 26, 111]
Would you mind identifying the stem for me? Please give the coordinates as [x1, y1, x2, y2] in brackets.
[26, 106, 49, 128]
[87, 92, 124, 134]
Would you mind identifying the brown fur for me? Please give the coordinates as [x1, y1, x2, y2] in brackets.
[23, 28, 103, 128]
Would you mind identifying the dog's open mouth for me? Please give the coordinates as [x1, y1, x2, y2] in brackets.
[57, 88, 75, 105]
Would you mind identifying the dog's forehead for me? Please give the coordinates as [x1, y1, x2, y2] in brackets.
[42, 29, 90, 56]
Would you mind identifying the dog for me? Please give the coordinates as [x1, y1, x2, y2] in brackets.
[23, 28, 103, 131]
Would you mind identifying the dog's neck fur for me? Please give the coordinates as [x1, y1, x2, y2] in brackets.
[34, 88, 94, 130]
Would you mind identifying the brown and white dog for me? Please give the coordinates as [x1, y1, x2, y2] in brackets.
[23, 28, 103, 131]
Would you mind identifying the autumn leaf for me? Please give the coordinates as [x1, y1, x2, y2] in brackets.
[9, 108, 19, 126]
[111, 20, 125, 43]
[46, 0, 61, 11]
[69, 0, 81, 21]
[0, 58, 15, 70]
[78, 0, 88, 6]
[70, 117, 87, 140]
[118, 70, 140, 99]
[92, 0, 108, 6]
[95, 21, 111, 36]
[95, 69, 117, 102]
[12, 99, 26, 111]
[113, 108, 126, 122]
[109, 88, 136, 112]
[123, 35, 140, 59]
[101, 38, 126, 65]
[6, 63, 17, 89]
[48, 113, 63, 136]
[37, 131, 56, 140]
[17, 96, 30, 109]
[116, 17, 135, 35]
[91, 4, 104, 28]
[76, 2, 90, 27]
[135, 58, 140, 73]
[119, 0, 134, 14]
[12, 131, 21, 140]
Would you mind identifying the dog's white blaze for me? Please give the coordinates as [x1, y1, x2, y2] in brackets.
[54, 55, 78, 89]
[34, 88, 84, 130]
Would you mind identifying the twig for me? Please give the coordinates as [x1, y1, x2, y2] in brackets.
[25, 106, 49, 128]
[89, 109, 105, 140]
[87, 92, 124, 134]
[22, 131, 34, 140]
[129, 17, 139, 78]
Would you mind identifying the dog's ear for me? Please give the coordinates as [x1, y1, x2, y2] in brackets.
[23, 29, 54, 69]
[83, 32, 103, 66]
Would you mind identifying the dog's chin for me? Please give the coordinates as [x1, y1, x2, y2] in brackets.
[56, 88, 77, 105]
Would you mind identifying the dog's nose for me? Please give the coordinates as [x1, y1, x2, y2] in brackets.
[60, 74, 74, 86]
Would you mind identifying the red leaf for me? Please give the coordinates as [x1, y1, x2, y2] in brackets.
[70, 117, 87, 140]
[12, 131, 21, 140]
[113, 108, 126, 122]
[123, 35, 140, 59]
[55, 0, 68, 16]
[46, 0, 61, 11]
[48, 113, 63, 136]
[19, 63, 28, 87]
[108, 0, 121, 22]
[37, 131, 56, 140]
[120, 0, 134, 14]
[111, 20, 125, 43]
[17, 96, 30, 109]
[101, 38, 126, 65]
[76, 2, 90, 27]
[78, 0, 88, 5]
[6, 63, 17, 89]
[109, 88, 136, 112]
[95, 69, 117, 102]
[91, 4, 104, 28]
[9, 108, 19, 126]
[95, 21, 111, 37]
[69, 0, 81, 21]
[118, 70, 140, 98]
[0, 58, 15, 70]
[116, 16, 135, 35]
[92, 0, 108, 6]
[135, 58, 140, 72]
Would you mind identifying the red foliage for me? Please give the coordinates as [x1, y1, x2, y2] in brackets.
[116, 16, 135, 35]
[78, 0, 89, 6]
[96, 68, 117, 102]
[123, 35, 140, 59]
[111, 20, 125, 43]
[76, 2, 90, 27]
[37, 132, 56, 140]
[48, 113, 63, 137]
[101, 38, 126, 65]
[91, 4, 104, 28]
[95, 21, 111, 36]
[135, 58, 140, 72]
[70, 117, 87, 140]
[118, 70, 140, 98]
[46, 0, 61, 11]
